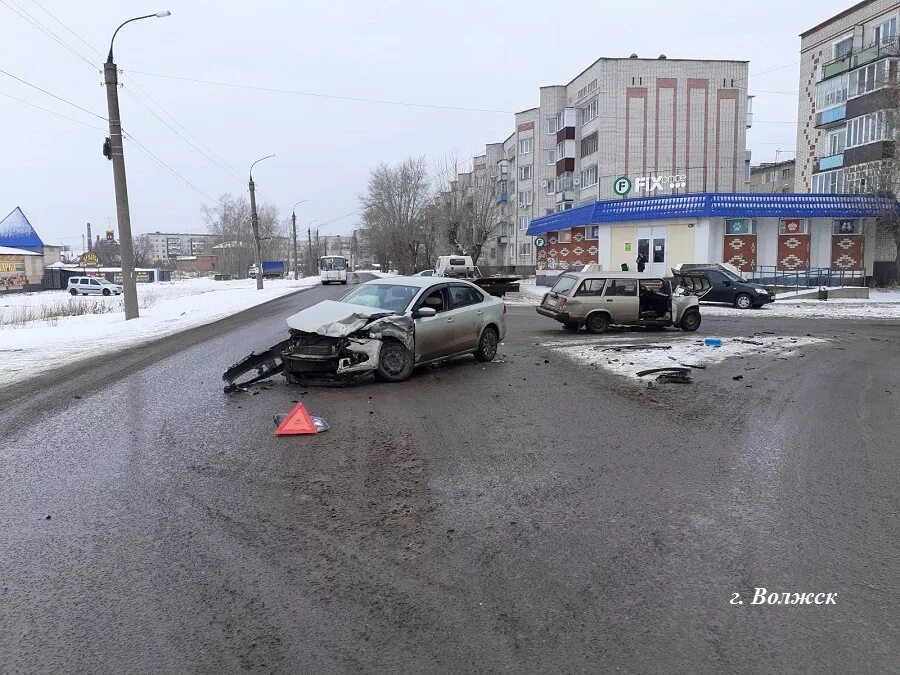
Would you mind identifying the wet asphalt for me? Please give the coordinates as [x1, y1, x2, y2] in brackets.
[1, 280, 898, 674]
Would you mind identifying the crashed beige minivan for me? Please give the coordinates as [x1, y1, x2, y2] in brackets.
[536, 269, 709, 334]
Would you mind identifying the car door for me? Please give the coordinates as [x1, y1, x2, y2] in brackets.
[412, 284, 454, 363]
[89, 278, 103, 294]
[79, 278, 91, 293]
[447, 283, 484, 352]
[702, 271, 730, 303]
[601, 278, 639, 321]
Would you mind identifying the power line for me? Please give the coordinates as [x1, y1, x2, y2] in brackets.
[122, 130, 216, 201]
[0, 89, 106, 130]
[0, 0, 97, 69]
[735, 61, 800, 83]
[126, 69, 516, 114]
[0, 67, 107, 120]
[26, 0, 105, 58]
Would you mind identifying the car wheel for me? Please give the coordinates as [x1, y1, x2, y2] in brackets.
[69, 288, 78, 296]
[102, 288, 111, 296]
[341, 280, 347, 285]
[585, 312, 610, 334]
[375, 340, 414, 382]
[563, 321, 580, 332]
[680, 309, 701, 331]
[474, 326, 499, 362]
[734, 293, 753, 309]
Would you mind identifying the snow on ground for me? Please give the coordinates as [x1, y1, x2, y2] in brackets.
[0, 276, 322, 388]
[545, 334, 826, 383]
[505, 278, 546, 306]
[355, 269, 398, 278]
[703, 290, 900, 320]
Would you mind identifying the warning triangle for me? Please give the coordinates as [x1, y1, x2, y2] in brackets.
[274, 403, 319, 435]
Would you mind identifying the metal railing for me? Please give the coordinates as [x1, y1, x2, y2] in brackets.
[746, 266, 867, 290]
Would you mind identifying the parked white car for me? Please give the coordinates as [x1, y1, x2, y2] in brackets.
[66, 276, 123, 296]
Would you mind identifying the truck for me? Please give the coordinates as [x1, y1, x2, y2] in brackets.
[249, 261, 285, 279]
[433, 255, 520, 297]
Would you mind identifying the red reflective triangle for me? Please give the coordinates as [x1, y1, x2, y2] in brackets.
[275, 403, 318, 435]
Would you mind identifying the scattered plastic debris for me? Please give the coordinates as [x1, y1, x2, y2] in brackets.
[597, 344, 672, 352]
[704, 337, 722, 347]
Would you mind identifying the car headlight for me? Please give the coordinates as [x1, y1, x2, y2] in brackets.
[755, 288, 768, 295]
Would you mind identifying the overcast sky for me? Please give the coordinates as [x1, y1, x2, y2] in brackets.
[1, 0, 852, 249]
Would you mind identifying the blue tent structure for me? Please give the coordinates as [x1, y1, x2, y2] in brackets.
[0, 207, 45, 253]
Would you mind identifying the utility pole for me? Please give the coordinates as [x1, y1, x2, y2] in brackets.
[307, 226, 313, 276]
[104, 11, 170, 320]
[248, 155, 274, 290]
[291, 200, 307, 279]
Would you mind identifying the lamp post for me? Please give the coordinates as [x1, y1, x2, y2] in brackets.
[249, 154, 274, 289]
[291, 200, 308, 279]
[104, 10, 170, 320]
[307, 219, 319, 277]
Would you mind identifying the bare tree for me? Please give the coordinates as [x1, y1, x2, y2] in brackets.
[360, 157, 433, 274]
[202, 193, 282, 277]
[132, 235, 152, 267]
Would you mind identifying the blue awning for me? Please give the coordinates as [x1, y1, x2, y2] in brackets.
[526, 192, 894, 236]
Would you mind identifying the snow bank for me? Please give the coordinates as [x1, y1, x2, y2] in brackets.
[0, 277, 321, 388]
[505, 278, 546, 306]
[703, 292, 900, 320]
[546, 334, 826, 383]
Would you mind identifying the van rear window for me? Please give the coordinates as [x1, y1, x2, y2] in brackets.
[550, 274, 577, 295]
[575, 278, 606, 296]
[449, 258, 466, 265]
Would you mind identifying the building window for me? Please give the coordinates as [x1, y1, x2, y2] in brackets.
[847, 110, 892, 148]
[518, 138, 533, 154]
[834, 36, 853, 59]
[547, 149, 557, 165]
[778, 219, 809, 235]
[557, 230, 571, 243]
[557, 139, 576, 160]
[545, 178, 555, 195]
[580, 97, 599, 125]
[816, 73, 849, 110]
[518, 242, 533, 256]
[782, 168, 791, 178]
[547, 118, 557, 134]
[874, 17, 897, 45]
[827, 128, 847, 155]
[589, 226, 599, 239]
[545, 208, 554, 215]
[579, 164, 598, 188]
[518, 190, 533, 205]
[580, 132, 598, 157]
[812, 169, 845, 194]
[849, 59, 891, 98]
[518, 216, 529, 231]
[770, 170, 777, 183]
[834, 218, 861, 235]
[520, 165, 532, 180]
[760, 172, 768, 184]
[725, 219, 755, 235]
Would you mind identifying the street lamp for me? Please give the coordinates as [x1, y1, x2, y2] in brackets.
[104, 10, 171, 320]
[249, 154, 274, 290]
[291, 200, 308, 279]
[307, 219, 319, 275]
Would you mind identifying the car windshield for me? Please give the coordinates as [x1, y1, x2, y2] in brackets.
[721, 269, 744, 282]
[341, 283, 419, 313]
[550, 274, 578, 295]
[320, 257, 347, 271]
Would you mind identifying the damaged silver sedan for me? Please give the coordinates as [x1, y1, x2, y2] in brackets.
[223, 276, 507, 390]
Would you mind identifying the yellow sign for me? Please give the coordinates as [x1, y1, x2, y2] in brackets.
[79, 251, 101, 266]
[0, 254, 27, 290]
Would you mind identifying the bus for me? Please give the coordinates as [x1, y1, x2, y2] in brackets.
[319, 255, 348, 285]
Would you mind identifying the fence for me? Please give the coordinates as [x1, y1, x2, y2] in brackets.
[746, 266, 867, 290]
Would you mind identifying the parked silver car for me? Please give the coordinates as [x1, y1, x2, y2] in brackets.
[223, 276, 507, 389]
[66, 276, 123, 296]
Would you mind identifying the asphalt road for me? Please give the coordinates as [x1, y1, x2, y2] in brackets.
[1, 280, 898, 674]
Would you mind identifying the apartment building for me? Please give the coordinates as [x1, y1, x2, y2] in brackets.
[142, 232, 220, 262]
[460, 54, 751, 269]
[749, 159, 796, 192]
[798, 0, 899, 196]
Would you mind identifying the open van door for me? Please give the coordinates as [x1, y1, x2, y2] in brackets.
[671, 268, 712, 297]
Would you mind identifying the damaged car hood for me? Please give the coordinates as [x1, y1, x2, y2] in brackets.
[286, 300, 403, 336]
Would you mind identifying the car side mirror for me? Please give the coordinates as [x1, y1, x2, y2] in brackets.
[414, 307, 437, 318]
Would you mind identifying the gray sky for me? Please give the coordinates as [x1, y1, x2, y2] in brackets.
[1, 0, 852, 249]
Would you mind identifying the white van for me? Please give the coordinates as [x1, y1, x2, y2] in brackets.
[66, 276, 123, 296]
[319, 256, 348, 284]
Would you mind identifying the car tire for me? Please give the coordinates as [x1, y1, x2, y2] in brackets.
[341, 280, 347, 285]
[474, 326, 499, 362]
[102, 288, 111, 296]
[680, 309, 701, 331]
[375, 340, 414, 382]
[734, 293, 753, 309]
[585, 312, 610, 334]
[563, 321, 580, 332]
[69, 288, 78, 296]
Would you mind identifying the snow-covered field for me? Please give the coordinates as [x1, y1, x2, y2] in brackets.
[0, 277, 321, 387]
[546, 334, 826, 383]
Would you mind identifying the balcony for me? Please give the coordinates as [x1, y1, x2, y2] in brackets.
[496, 235, 509, 245]
[822, 54, 852, 80]
[555, 190, 575, 204]
[496, 193, 508, 204]
[815, 104, 846, 128]
[821, 37, 900, 82]
[816, 153, 844, 171]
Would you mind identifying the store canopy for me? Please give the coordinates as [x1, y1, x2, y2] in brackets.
[0, 245, 41, 256]
[526, 192, 896, 236]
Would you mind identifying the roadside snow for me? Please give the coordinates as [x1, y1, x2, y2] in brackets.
[0, 277, 321, 388]
[546, 334, 826, 382]
[505, 278, 546, 306]
[703, 292, 900, 320]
